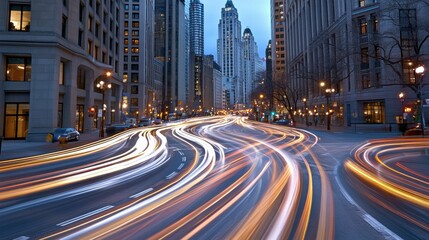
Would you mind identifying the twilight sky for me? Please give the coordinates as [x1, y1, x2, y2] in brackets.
[201, 0, 271, 61]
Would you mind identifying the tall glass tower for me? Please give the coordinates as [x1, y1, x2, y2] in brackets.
[190, 0, 204, 111]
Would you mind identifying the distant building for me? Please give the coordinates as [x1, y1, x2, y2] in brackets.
[242, 28, 257, 106]
[270, 0, 286, 82]
[202, 55, 215, 113]
[213, 61, 223, 112]
[217, 0, 243, 109]
[123, 0, 155, 120]
[0, 0, 124, 140]
[189, 0, 204, 112]
[154, 0, 186, 118]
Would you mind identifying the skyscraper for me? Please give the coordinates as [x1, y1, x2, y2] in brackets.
[189, 0, 204, 111]
[242, 28, 257, 105]
[154, 0, 186, 118]
[123, 0, 155, 120]
[217, 0, 243, 109]
[270, 0, 286, 82]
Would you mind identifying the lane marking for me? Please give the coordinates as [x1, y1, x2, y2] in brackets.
[178, 151, 184, 156]
[178, 163, 185, 170]
[166, 171, 178, 179]
[14, 237, 29, 240]
[182, 156, 186, 162]
[57, 205, 114, 227]
[129, 188, 154, 199]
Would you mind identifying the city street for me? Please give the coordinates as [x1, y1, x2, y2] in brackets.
[0, 116, 428, 239]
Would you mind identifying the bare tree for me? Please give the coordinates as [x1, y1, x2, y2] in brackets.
[374, 0, 429, 132]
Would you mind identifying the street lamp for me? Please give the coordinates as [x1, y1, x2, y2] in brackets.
[415, 65, 425, 136]
[303, 97, 309, 126]
[97, 72, 112, 137]
[324, 87, 335, 130]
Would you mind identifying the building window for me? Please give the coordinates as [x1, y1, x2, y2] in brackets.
[4, 103, 30, 139]
[131, 85, 139, 94]
[59, 61, 65, 85]
[88, 15, 93, 32]
[62, 15, 67, 38]
[132, 13, 139, 19]
[131, 30, 139, 36]
[6, 57, 31, 81]
[132, 39, 139, 45]
[77, 68, 86, 89]
[78, 29, 84, 47]
[359, 18, 367, 35]
[360, 47, 369, 69]
[131, 56, 139, 62]
[363, 102, 385, 124]
[124, 21, 129, 28]
[372, 15, 379, 33]
[361, 74, 371, 89]
[130, 98, 139, 107]
[131, 73, 138, 83]
[132, 21, 139, 27]
[131, 47, 139, 53]
[131, 64, 138, 70]
[399, 9, 417, 50]
[132, 4, 139, 11]
[359, 0, 365, 7]
[79, 3, 84, 22]
[9, 4, 31, 31]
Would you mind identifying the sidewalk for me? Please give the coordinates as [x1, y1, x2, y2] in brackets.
[0, 130, 101, 160]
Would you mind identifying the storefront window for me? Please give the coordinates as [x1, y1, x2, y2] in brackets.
[4, 103, 29, 139]
[363, 101, 385, 124]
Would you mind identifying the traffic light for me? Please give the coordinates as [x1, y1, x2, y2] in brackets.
[88, 106, 96, 117]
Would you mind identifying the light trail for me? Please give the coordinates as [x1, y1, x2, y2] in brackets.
[2, 116, 334, 239]
[344, 138, 429, 234]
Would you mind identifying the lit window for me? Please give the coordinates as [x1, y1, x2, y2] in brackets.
[6, 57, 32, 81]
[9, 4, 31, 31]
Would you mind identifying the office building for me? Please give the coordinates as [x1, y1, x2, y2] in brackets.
[123, 0, 155, 120]
[283, 0, 429, 127]
[0, 0, 124, 140]
[217, 0, 243, 109]
[189, 0, 204, 112]
[154, 0, 186, 118]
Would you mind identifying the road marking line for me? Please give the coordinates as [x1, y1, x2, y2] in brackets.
[14, 237, 29, 240]
[57, 205, 114, 227]
[182, 157, 186, 162]
[335, 168, 402, 240]
[179, 151, 184, 156]
[166, 171, 178, 179]
[129, 188, 154, 199]
[178, 163, 185, 170]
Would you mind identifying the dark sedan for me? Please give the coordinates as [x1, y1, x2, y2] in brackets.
[53, 128, 80, 142]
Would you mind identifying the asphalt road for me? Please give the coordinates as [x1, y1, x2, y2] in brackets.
[0, 116, 427, 239]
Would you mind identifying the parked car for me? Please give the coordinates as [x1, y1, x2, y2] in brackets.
[106, 124, 132, 136]
[153, 118, 163, 125]
[273, 119, 294, 127]
[138, 118, 153, 127]
[53, 128, 80, 142]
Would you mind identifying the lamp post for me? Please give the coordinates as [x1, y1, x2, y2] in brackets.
[399, 92, 405, 121]
[320, 81, 335, 130]
[415, 65, 425, 136]
[97, 72, 112, 138]
[303, 97, 309, 126]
